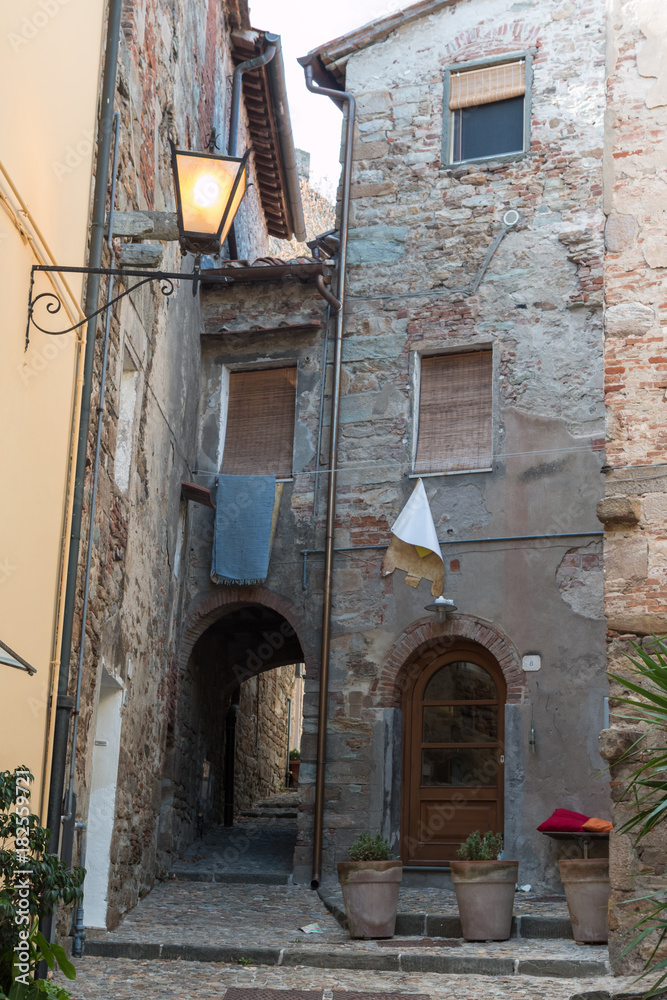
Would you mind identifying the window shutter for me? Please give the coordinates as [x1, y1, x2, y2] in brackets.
[221, 367, 297, 478]
[414, 351, 493, 475]
[449, 61, 525, 110]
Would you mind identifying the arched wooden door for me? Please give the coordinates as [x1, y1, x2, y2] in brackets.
[401, 644, 506, 865]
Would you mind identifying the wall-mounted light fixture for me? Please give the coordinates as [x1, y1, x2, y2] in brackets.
[169, 140, 252, 257]
[424, 595, 458, 623]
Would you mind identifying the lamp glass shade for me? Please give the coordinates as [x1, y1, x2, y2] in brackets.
[171, 142, 250, 253]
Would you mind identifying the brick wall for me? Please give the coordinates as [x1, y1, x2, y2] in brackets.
[601, 0, 667, 973]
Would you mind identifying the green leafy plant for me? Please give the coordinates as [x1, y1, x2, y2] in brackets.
[237, 956, 253, 966]
[608, 639, 667, 997]
[289, 749, 301, 761]
[456, 830, 504, 861]
[348, 833, 392, 862]
[0, 768, 85, 1000]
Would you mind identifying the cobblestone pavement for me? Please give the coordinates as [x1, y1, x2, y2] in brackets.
[173, 827, 297, 876]
[88, 883, 602, 965]
[67, 956, 638, 1000]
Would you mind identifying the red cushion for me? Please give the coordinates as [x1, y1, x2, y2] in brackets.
[537, 808, 591, 833]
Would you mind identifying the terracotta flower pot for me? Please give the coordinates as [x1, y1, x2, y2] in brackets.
[450, 860, 518, 941]
[559, 858, 610, 943]
[337, 859, 402, 938]
[289, 760, 300, 787]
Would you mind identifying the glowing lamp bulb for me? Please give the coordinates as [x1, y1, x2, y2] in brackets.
[193, 174, 220, 208]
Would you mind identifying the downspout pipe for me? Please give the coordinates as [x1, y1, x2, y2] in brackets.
[302, 63, 355, 889]
[45, 0, 123, 857]
[228, 43, 277, 157]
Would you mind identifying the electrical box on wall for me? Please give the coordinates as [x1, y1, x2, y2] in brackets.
[522, 653, 541, 672]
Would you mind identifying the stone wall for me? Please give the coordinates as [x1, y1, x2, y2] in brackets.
[70, 0, 271, 930]
[601, 0, 667, 973]
[234, 664, 296, 812]
[190, 0, 611, 891]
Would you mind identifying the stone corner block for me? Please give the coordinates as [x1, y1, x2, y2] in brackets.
[605, 302, 655, 338]
[596, 495, 641, 526]
[605, 214, 637, 252]
[598, 727, 645, 762]
[118, 243, 164, 268]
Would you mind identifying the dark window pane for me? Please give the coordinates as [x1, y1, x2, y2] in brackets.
[424, 661, 496, 701]
[423, 704, 497, 744]
[422, 747, 497, 786]
[452, 96, 524, 163]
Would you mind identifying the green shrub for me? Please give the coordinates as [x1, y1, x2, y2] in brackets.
[0, 767, 85, 999]
[348, 833, 392, 862]
[456, 830, 504, 861]
[608, 638, 667, 996]
[289, 749, 301, 761]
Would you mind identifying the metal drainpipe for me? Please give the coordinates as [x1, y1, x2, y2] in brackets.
[45, 0, 123, 858]
[226, 42, 277, 259]
[71, 822, 87, 957]
[303, 64, 355, 889]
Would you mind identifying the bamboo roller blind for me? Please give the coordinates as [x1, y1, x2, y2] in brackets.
[415, 351, 493, 475]
[221, 367, 297, 478]
[449, 61, 525, 110]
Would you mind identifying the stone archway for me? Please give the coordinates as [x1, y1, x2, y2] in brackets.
[161, 586, 315, 860]
[179, 584, 315, 671]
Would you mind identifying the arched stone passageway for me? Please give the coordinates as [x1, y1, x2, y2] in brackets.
[159, 590, 313, 868]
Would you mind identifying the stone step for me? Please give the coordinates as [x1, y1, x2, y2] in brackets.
[83, 938, 609, 979]
[238, 809, 298, 819]
[319, 892, 574, 940]
[170, 869, 290, 885]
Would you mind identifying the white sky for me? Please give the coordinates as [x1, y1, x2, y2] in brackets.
[248, 0, 407, 196]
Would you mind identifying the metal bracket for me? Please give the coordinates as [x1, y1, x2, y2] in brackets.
[25, 263, 233, 349]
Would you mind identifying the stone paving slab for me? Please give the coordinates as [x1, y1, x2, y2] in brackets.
[85, 883, 606, 979]
[174, 827, 297, 876]
[319, 889, 572, 940]
[63, 956, 642, 1000]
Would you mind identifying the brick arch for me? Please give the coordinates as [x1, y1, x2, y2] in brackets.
[445, 23, 541, 64]
[178, 585, 315, 671]
[373, 614, 524, 709]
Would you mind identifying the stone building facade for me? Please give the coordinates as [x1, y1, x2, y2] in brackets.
[174, 0, 612, 894]
[64, 0, 305, 932]
[598, 0, 667, 973]
[57, 0, 667, 950]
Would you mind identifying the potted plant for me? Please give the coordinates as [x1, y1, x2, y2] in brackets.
[337, 833, 402, 939]
[450, 831, 518, 941]
[288, 749, 301, 788]
[559, 857, 609, 943]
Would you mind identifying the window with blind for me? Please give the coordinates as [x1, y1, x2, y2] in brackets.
[221, 366, 297, 478]
[446, 58, 528, 164]
[414, 351, 493, 475]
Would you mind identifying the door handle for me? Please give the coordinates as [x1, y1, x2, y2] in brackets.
[499, 754, 505, 764]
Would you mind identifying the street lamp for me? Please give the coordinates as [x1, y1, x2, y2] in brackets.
[169, 140, 252, 256]
[424, 595, 458, 623]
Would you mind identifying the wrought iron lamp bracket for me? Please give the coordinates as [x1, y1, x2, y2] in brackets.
[25, 263, 232, 349]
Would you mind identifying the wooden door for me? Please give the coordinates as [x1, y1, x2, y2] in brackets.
[401, 645, 506, 865]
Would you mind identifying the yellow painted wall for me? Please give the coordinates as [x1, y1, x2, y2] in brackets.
[0, 0, 106, 817]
